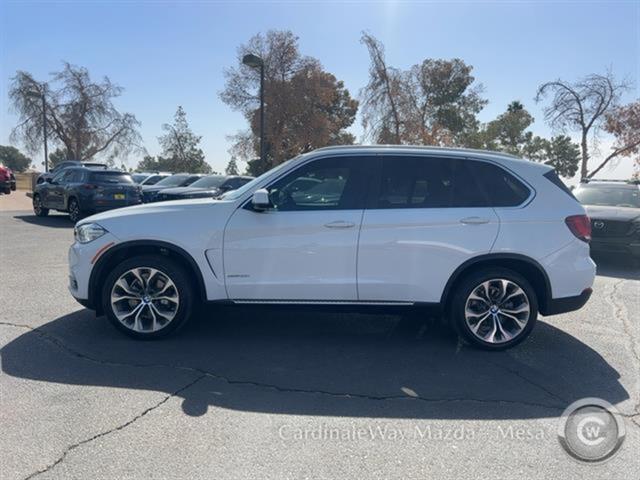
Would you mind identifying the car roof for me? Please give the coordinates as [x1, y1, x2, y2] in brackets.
[67, 167, 129, 174]
[307, 145, 550, 172]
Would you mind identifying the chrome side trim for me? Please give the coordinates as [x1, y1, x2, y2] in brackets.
[232, 299, 415, 306]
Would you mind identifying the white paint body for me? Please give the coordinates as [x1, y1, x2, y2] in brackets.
[68, 146, 596, 309]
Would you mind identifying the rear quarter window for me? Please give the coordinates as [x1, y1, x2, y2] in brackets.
[465, 161, 531, 207]
[543, 170, 576, 200]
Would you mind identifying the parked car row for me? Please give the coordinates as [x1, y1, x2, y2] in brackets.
[149, 174, 254, 202]
[31, 166, 253, 222]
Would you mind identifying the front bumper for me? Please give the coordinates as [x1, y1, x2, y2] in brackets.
[68, 232, 119, 308]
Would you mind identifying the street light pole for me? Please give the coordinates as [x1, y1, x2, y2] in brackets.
[259, 62, 265, 170]
[242, 54, 265, 171]
[41, 88, 48, 172]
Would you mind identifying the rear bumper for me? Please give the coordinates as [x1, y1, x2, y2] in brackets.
[541, 288, 593, 316]
[590, 238, 640, 257]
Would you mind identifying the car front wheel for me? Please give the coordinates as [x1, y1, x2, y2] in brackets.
[450, 268, 538, 351]
[33, 194, 49, 217]
[68, 198, 82, 223]
[101, 255, 194, 339]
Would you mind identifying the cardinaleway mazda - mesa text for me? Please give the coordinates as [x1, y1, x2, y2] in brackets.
[68, 146, 595, 350]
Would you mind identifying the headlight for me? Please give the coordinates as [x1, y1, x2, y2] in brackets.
[74, 223, 107, 244]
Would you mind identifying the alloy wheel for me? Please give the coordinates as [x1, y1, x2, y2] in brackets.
[69, 201, 80, 223]
[110, 267, 180, 333]
[33, 196, 42, 215]
[464, 278, 530, 344]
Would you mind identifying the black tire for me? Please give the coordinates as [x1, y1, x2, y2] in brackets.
[33, 194, 49, 217]
[101, 255, 194, 339]
[68, 198, 82, 223]
[450, 268, 538, 351]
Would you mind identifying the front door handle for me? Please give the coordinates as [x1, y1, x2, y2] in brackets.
[460, 216, 490, 225]
[324, 221, 356, 229]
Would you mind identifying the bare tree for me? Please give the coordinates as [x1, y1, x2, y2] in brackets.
[535, 73, 629, 179]
[9, 62, 141, 163]
[360, 32, 404, 143]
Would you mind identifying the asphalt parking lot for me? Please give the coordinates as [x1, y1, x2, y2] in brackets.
[1, 201, 639, 480]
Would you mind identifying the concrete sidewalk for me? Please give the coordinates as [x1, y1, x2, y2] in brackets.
[0, 191, 33, 211]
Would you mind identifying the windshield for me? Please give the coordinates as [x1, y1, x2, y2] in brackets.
[574, 186, 640, 208]
[219, 157, 298, 200]
[189, 175, 226, 188]
[154, 174, 191, 187]
[131, 174, 147, 183]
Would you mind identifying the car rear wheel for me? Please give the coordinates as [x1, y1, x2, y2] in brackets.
[450, 268, 537, 351]
[33, 194, 49, 217]
[101, 255, 194, 339]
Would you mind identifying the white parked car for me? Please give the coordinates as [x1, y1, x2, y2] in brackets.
[68, 146, 595, 350]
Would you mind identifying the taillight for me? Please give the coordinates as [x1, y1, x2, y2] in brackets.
[565, 215, 591, 242]
[82, 184, 99, 190]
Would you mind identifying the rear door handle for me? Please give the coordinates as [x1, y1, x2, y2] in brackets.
[324, 221, 356, 229]
[460, 216, 490, 225]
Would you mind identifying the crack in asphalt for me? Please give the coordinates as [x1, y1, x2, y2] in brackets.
[605, 279, 640, 413]
[0, 321, 568, 412]
[22, 373, 207, 480]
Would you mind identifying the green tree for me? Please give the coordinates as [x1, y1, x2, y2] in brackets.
[0, 145, 31, 172]
[136, 155, 163, 172]
[220, 30, 358, 175]
[9, 62, 142, 162]
[48, 147, 71, 168]
[225, 157, 239, 175]
[467, 102, 580, 178]
[156, 106, 211, 173]
[485, 101, 534, 154]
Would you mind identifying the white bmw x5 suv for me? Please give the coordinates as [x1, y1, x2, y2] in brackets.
[69, 146, 595, 350]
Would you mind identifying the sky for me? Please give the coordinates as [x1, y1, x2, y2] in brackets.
[1, 0, 638, 183]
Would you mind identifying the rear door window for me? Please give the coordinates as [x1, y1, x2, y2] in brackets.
[375, 156, 488, 208]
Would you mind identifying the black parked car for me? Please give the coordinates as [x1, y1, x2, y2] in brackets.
[36, 160, 108, 184]
[141, 173, 204, 203]
[573, 179, 640, 260]
[33, 167, 142, 223]
[154, 175, 254, 201]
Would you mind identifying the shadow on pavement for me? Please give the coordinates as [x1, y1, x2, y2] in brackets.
[593, 253, 640, 280]
[12, 213, 72, 228]
[1, 306, 628, 420]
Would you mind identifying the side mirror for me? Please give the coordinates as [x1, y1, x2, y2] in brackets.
[251, 188, 271, 211]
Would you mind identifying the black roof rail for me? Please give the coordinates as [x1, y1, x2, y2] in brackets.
[581, 178, 640, 185]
